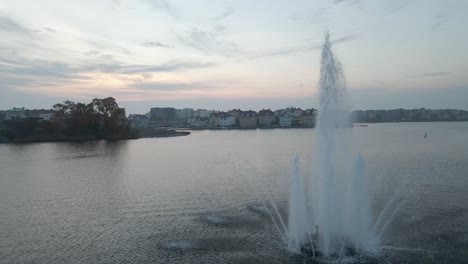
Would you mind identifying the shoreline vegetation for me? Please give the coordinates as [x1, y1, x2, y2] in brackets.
[139, 128, 191, 138]
[0, 130, 191, 144]
[3, 120, 468, 144]
[0, 97, 192, 144]
[1, 97, 468, 144]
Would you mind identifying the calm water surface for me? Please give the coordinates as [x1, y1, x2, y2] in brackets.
[1, 122, 467, 263]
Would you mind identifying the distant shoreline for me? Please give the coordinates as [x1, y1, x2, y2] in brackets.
[1, 134, 139, 144]
[2, 120, 466, 144]
[0, 130, 191, 144]
[181, 119, 468, 131]
[188, 125, 315, 130]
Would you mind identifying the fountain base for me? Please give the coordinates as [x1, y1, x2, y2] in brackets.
[299, 241, 357, 258]
[295, 239, 383, 264]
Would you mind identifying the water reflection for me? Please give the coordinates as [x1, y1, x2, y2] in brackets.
[1, 124, 468, 263]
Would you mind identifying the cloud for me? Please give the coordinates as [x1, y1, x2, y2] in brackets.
[429, 13, 447, 31]
[383, 0, 410, 15]
[291, 8, 327, 23]
[177, 6, 315, 60]
[0, 16, 32, 34]
[0, 48, 217, 98]
[212, 7, 234, 20]
[350, 86, 468, 111]
[39, 83, 58, 87]
[0, 56, 86, 101]
[249, 46, 310, 60]
[102, 60, 216, 74]
[145, 0, 177, 17]
[177, 18, 360, 60]
[115, 46, 131, 55]
[142, 41, 174, 48]
[87, 41, 131, 55]
[76, 60, 215, 74]
[141, 73, 152, 79]
[99, 54, 114, 60]
[0, 54, 82, 80]
[175, 26, 239, 57]
[334, 0, 361, 5]
[0, 77, 35, 87]
[405, 71, 452, 78]
[333, 0, 364, 9]
[248, 34, 360, 60]
[333, 34, 361, 44]
[133, 82, 212, 91]
[43, 27, 56, 33]
[0, 58, 216, 100]
[84, 50, 101, 55]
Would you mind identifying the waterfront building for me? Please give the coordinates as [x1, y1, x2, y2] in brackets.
[128, 114, 149, 128]
[194, 109, 212, 118]
[239, 110, 257, 128]
[218, 112, 235, 127]
[27, 109, 55, 121]
[258, 109, 275, 126]
[150, 107, 176, 121]
[189, 116, 209, 128]
[176, 108, 195, 120]
[298, 108, 316, 127]
[5, 107, 26, 120]
[279, 113, 293, 127]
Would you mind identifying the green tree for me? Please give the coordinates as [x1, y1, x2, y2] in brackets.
[51, 97, 129, 137]
[91, 97, 128, 135]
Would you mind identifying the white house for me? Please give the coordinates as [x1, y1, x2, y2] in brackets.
[128, 114, 149, 127]
[218, 112, 235, 127]
[37, 110, 55, 121]
[24, 109, 56, 121]
[5, 107, 26, 120]
[190, 116, 208, 127]
[176, 108, 195, 120]
[258, 109, 275, 126]
[292, 108, 303, 117]
[279, 114, 293, 127]
[195, 109, 212, 118]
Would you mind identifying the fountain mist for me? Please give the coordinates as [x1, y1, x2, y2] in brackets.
[286, 32, 375, 257]
[287, 155, 309, 253]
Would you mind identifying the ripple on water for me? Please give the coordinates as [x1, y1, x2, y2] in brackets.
[201, 214, 250, 226]
[160, 241, 198, 250]
[246, 204, 270, 217]
[160, 238, 258, 252]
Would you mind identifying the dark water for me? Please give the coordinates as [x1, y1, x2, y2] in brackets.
[1, 122, 467, 263]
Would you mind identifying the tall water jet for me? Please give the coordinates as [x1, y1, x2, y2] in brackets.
[287, 156, 309, 253]
[284, 32, 375, 258]
[315, 31, 351, 256]
[346, 154, 373, 251]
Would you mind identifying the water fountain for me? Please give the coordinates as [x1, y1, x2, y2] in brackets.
[284, 32, 376, 259]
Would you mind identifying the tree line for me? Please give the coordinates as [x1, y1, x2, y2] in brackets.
[1, 97, 137, 142]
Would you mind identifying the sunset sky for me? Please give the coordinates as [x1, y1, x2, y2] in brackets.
[1, 0, 467, 113]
